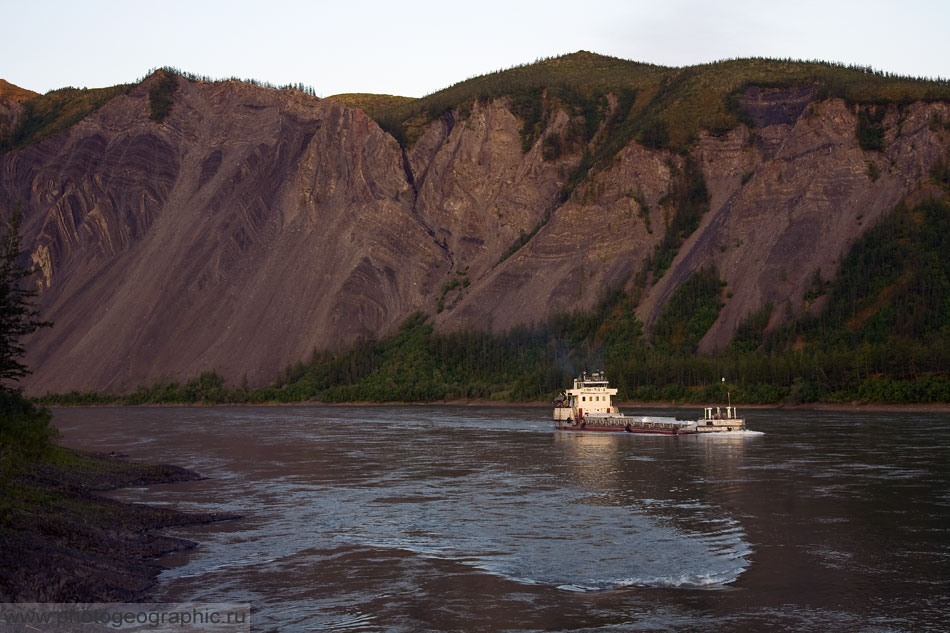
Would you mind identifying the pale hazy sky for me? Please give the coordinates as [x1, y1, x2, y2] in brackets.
[3, 0, 948, 97]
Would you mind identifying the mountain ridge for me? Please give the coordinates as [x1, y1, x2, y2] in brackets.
[0, 79, 38, 103]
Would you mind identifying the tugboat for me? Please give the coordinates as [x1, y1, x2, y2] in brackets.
[553, 371, 746, 434]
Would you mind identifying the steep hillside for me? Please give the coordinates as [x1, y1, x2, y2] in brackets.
[3, 72, 448, 392]
[0, 79, 38, 102]
[3, 55, 950, 395]
[0, 81, 132, 152]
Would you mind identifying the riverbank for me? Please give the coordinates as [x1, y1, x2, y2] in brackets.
[41, 398, 950, 413]
[259, 398, 950, 413]
[0, 447, 236, 602]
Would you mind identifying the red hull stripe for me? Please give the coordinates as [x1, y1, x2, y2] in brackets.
[554, 426, 696, 435]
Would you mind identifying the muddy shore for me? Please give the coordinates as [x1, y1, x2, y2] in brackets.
[0, 448, 236, 602]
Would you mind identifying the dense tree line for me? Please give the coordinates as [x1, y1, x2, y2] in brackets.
[145, 67, 318, 96]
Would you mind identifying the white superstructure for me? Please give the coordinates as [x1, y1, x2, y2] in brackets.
[553, 371, 618, 421]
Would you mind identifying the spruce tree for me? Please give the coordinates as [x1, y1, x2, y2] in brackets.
[0, 201, 51, 390]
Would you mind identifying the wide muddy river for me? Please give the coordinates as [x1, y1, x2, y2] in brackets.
[55, 406, 949, 632]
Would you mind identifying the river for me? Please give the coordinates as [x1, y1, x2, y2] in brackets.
[54, 406, 949, 632]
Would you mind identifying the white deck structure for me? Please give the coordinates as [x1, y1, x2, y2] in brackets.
[553, 371, 618, 422]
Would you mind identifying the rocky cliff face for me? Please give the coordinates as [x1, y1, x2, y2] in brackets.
[2, 73, 948, 394]
[3, 74, 447, 393]
[439, 88, 950, 348]
[646, 93, 949, 352]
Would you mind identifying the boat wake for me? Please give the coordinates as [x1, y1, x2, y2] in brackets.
[310, 475, 753, 592]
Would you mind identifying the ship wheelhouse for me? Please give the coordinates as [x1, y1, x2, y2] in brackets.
[554, 371, 619, 420]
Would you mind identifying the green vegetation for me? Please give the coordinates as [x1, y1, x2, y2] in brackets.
[651, 268, 724, 354]
[728, 302, 774, 354]
[148, 72, 178, 122]
[803, 269, 832, 305]
[0, 203, 55, 474]
[745, 197, 950, 402]
[776, 198, 950, 353]
[0, 84, 133, 153]
[0, 389, 54, 474]
[857, 106, 886, 151]
[0, 205, 52, 385]
[149, 66, 318, 96]
[330, 93, 416, 120]
[436, 268, 471, 313]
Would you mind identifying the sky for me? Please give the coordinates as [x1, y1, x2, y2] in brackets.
[3, 0, 949, 97]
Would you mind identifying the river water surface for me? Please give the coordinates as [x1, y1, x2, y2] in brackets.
[55, 406, 949, 632]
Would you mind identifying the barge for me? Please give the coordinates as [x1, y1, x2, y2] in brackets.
[553, 371, 746, 434]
